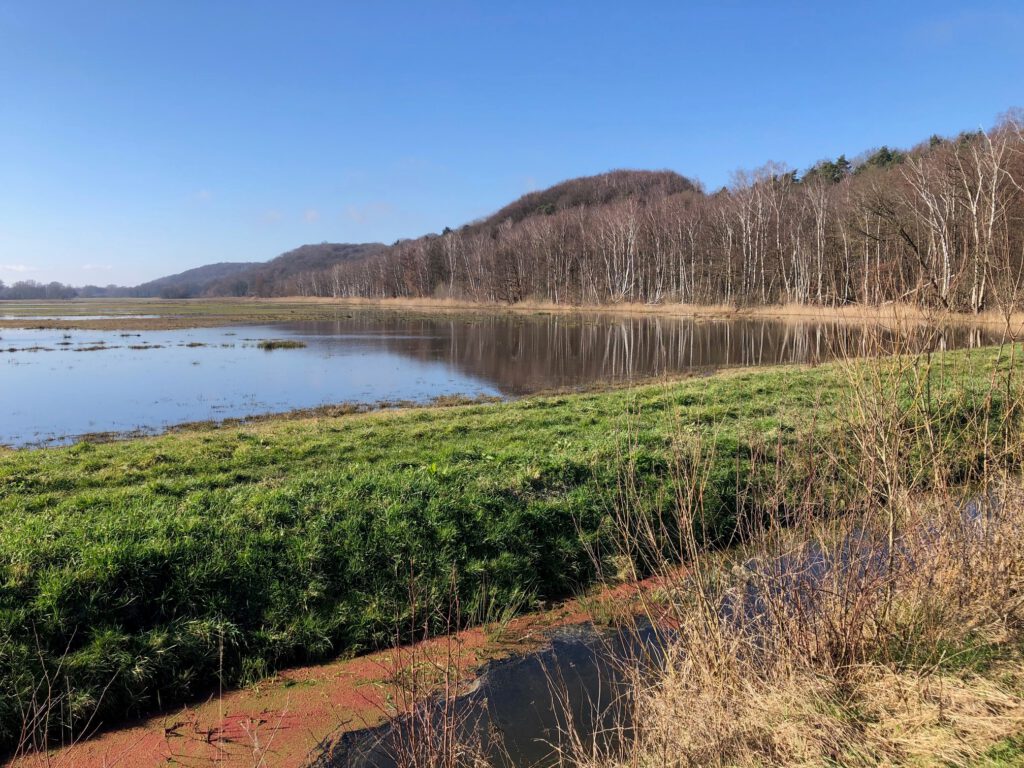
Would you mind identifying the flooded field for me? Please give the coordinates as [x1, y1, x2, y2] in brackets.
[0, 310, 1001, 447]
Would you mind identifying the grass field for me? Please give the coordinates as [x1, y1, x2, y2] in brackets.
[0, 343, 1019, 754]
[2, 296, 1023, 332]
[0, 298, 383, 330]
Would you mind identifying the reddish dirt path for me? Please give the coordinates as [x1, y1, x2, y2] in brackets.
[5, 578, 670, 768]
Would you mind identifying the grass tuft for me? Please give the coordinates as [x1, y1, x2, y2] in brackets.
[256, 339, 306, 350]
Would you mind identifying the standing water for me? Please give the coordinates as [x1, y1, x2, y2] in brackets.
[0, 310, 999, 447]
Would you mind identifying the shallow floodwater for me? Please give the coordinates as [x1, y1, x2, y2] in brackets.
[0, 314, 161, 321]
[318, 622, 663, 768]
[0, 310, 1001, 447]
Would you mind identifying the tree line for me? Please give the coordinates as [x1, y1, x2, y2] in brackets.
[0, 280, 79, 300]
[293, 114, 1024, 314]
[5, 115, 1022, 312]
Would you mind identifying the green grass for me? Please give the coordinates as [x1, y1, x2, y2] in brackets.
[0, 345, 1017, 750]
[256, 339, 307, 350]
[977, 736, 1024, 766]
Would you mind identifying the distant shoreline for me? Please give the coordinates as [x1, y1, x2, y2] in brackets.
[1, 295, 1022, 333]
[300, 296, 1024, 330]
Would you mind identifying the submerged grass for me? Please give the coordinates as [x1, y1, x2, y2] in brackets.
[256, 339, 307, 350]
[0, 344, 1019, 754]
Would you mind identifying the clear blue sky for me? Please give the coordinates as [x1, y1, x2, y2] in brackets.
[2, 1, 1022, 286]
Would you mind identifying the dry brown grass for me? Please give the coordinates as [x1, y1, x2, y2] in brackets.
[6, 295, 1022, 336]
[594, 486, 1024, 768]
[561, 326, 1024, 768]
[617, 660, 1024, 768]
[279, 295, 1024, 333]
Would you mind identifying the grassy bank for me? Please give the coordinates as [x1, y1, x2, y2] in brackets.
[0, 345, 1019, 754]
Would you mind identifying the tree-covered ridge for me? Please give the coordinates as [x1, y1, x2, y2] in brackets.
[301, 116, 1024, 313]
[6, 115, 1024, 312]
[481, 169, 697, 226]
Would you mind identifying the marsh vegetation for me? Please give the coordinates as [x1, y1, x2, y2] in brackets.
[256, 339, 307, 350]
[2, 319, 1023, 761]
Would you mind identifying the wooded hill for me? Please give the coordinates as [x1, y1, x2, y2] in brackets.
[6, 114, 1023, 312]
[126, 261, 259, 299]
[121, 243, 385, 299]
[295, 116, 1024, 313]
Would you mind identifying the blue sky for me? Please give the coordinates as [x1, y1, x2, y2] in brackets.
[1, 1, 1022, 286]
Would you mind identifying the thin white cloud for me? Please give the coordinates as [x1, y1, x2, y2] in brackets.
[344, 202, 395, 224]
[260, 209, 283, 224]
[392, 156, 447, 173]
[913, 11, 1023, 45]
[303, 208, 321, 223]
[0, 264, 35, 273]
[194, 189, 214, 203]
[341, 169, 368, 185]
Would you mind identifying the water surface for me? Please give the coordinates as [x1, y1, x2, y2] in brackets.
[317, 622, 662, 768]
[0, 310, 1000, 447]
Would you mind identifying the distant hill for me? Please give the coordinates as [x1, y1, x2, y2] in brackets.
[196, 171, 702, 299]
[129, 262, 259, 299]
[479, 169, 697, 228]
[202, 242, 385, 297]
[121, 243, 385, 298]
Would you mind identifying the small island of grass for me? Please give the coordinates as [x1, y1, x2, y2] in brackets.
[256, 339, 307, 350]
